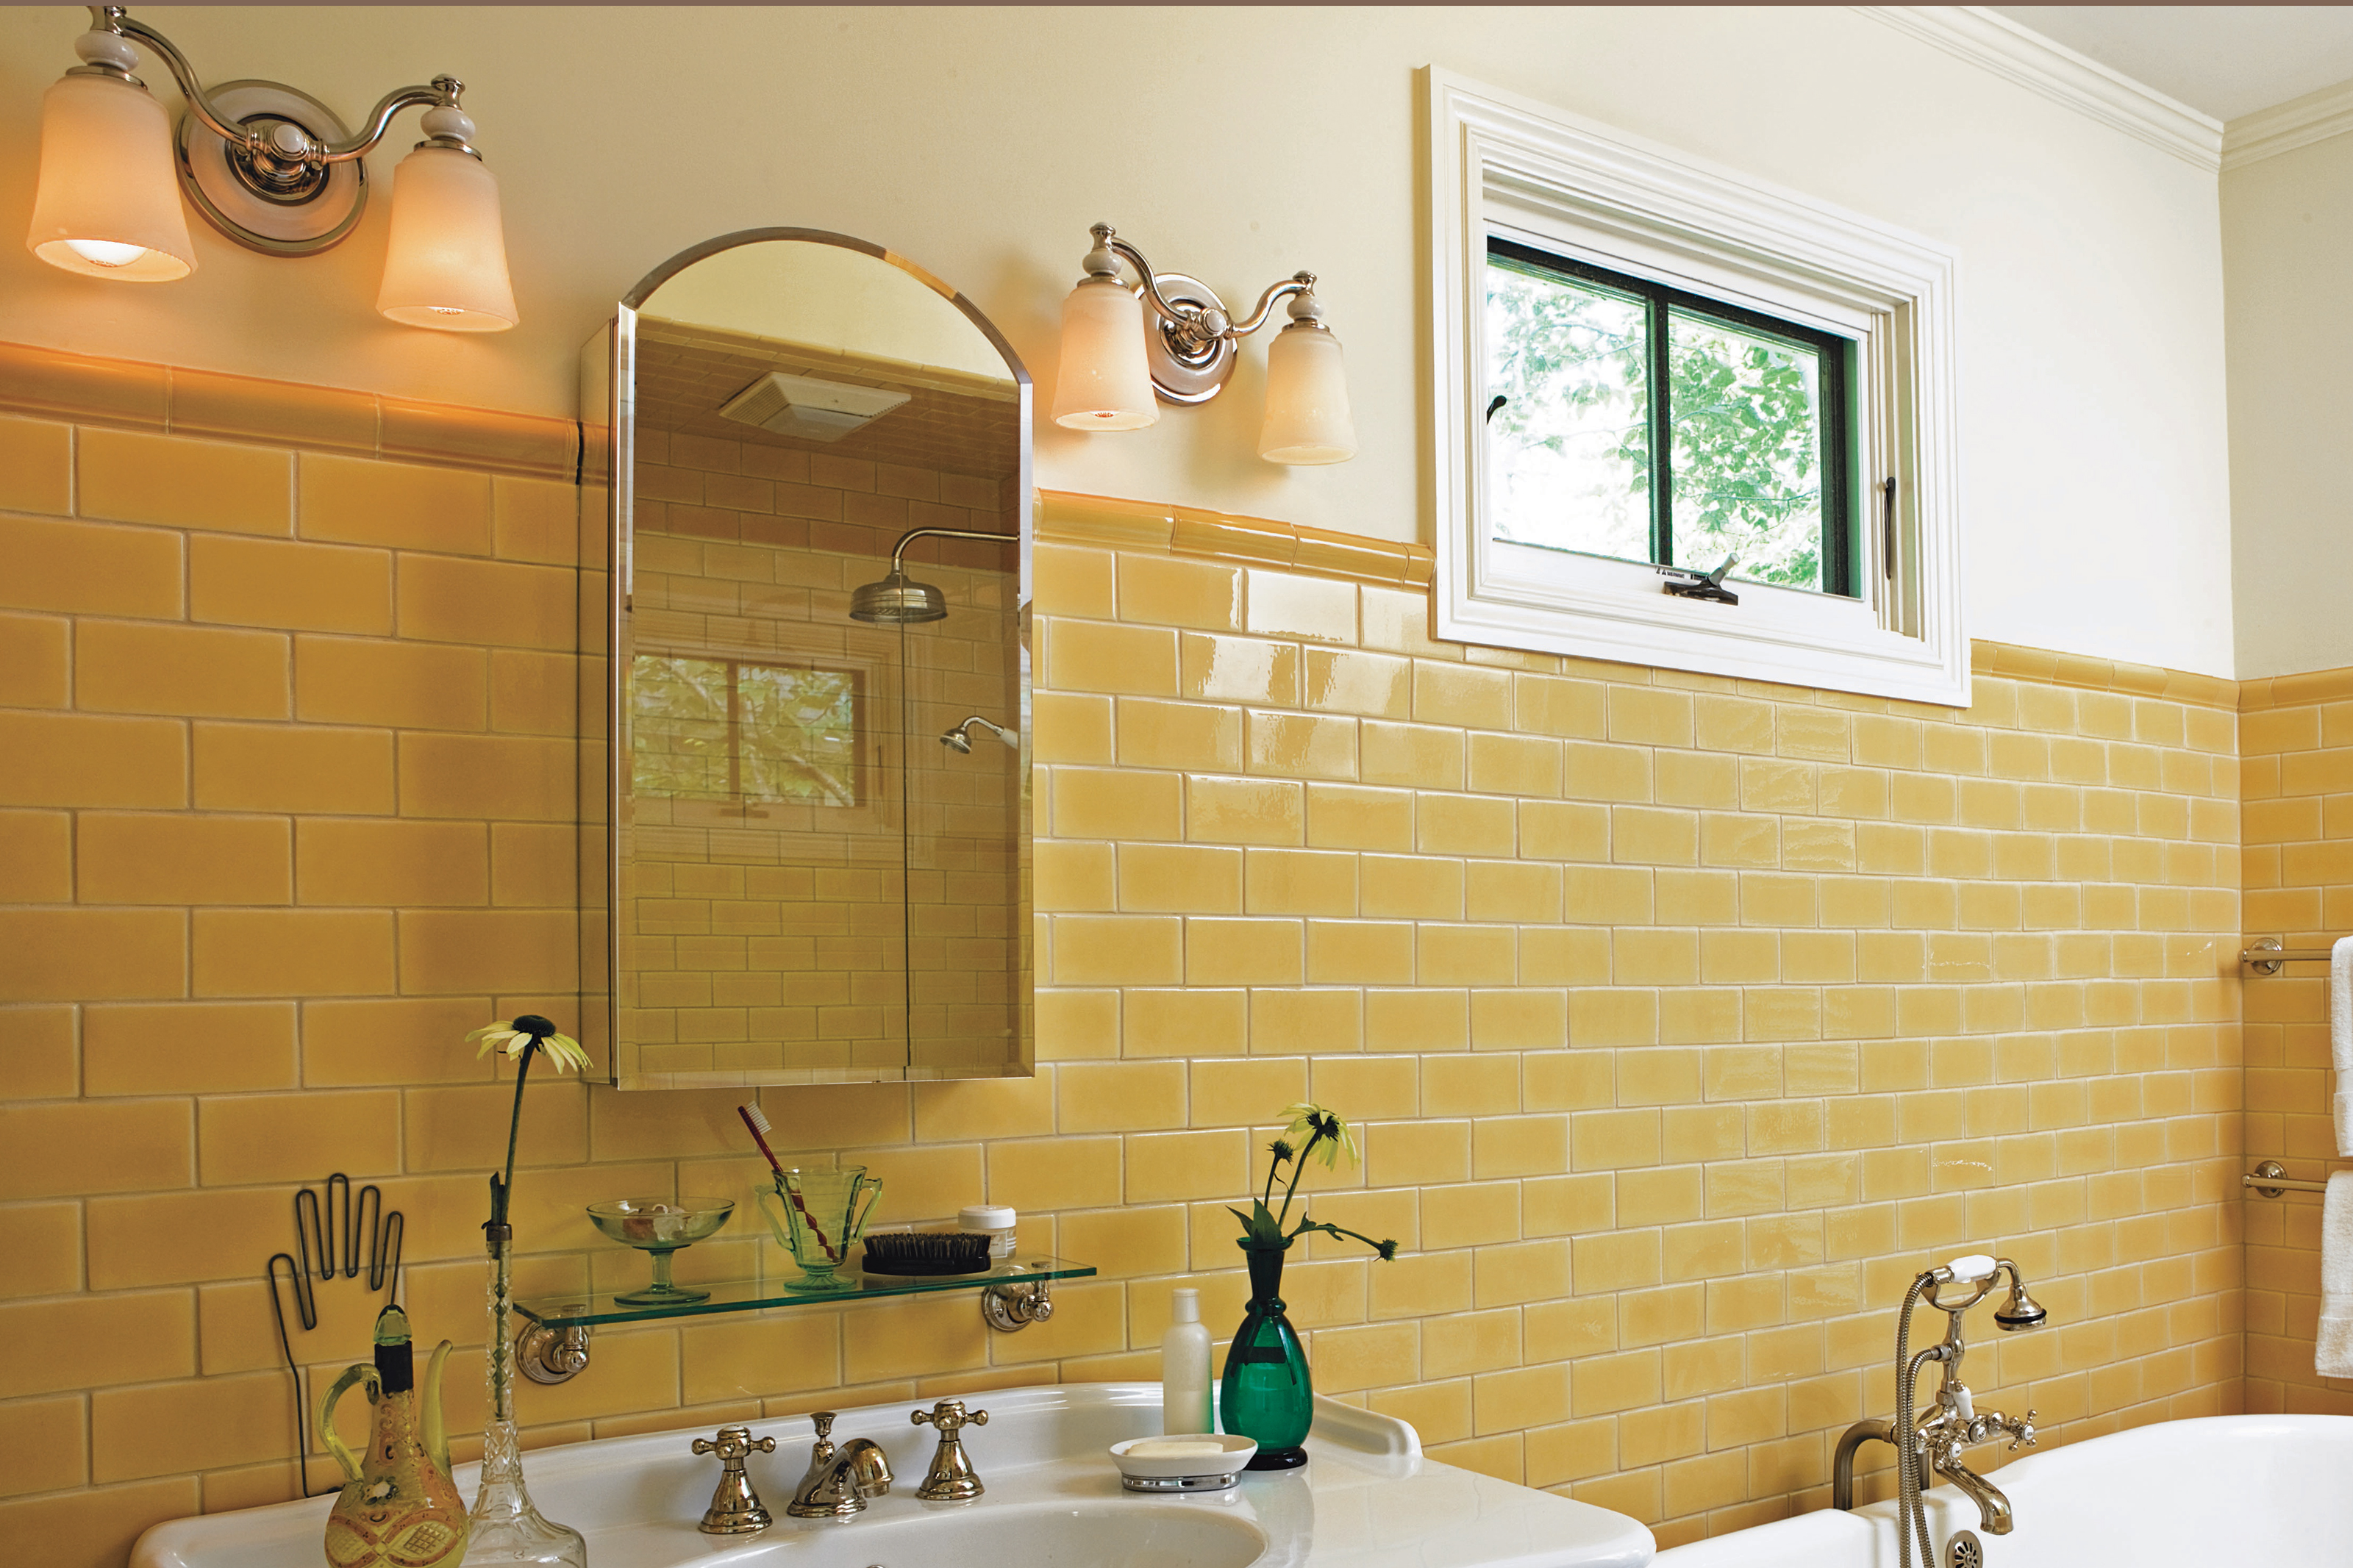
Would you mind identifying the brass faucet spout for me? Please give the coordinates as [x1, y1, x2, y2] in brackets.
[1932, 1452, 2014, 1536]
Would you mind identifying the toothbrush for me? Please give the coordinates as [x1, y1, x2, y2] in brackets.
[738, 1103, 836, 1261]
[735, 1103, 786, 1178]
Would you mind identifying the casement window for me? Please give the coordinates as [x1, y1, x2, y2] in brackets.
[1426, 69, 1968, 706]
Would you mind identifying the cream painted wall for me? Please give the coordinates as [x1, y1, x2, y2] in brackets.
[0, 5, 2235, 675]
[2222, 132, 2353, 680]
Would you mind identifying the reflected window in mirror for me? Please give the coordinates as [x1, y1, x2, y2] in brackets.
[631, 654, 867, 811]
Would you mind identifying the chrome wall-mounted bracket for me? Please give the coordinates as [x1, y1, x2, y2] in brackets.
[516, 1317, 591, 1384]
[1082, 223, 1321, 406]
[980, 1275, 1054, 1332]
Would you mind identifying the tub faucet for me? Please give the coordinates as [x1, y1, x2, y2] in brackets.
[1834, 1254, 2050, 1568]
[1916, 1359, 2038, 1536]
[784, 1411, 894, 1519]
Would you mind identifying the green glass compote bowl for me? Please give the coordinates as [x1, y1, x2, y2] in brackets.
[587, 1196, 735, 1306]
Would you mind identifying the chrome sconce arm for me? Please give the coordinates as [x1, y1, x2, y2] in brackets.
[1051, 222, 1357, 463]
[1083, 223, 1320, 400]
[27, 5, 518, 327]
[86, 6, 466, 172]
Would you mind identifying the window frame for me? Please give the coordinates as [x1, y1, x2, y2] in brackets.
[1485, 236, 1858, 597]
[1425, 68, 1969, 706]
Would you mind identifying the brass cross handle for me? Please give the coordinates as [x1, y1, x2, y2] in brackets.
[692, 1425, 777, 1463]
[690, 1425, 777, 1536]
[912, 1399, 988, 1434]
[910, 1400, 989, 1500]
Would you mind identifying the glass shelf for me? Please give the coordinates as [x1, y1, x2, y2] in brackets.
[514, 1255, 1096, 1328]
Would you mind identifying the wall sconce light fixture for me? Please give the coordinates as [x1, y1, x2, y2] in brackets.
[1049, 223, 1356, 465]
[24, 4, 518, 331]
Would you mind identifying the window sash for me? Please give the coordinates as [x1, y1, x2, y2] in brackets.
[1486, 236, 1856, 596]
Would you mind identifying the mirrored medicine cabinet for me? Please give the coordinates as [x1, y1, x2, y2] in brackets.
[579, 230, 1032, 1089]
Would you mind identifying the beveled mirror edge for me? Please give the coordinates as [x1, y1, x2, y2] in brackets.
[585, 230, 1035, 1089]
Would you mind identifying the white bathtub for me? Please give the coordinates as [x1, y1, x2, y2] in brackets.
[1654, 1414, 2353, 1567]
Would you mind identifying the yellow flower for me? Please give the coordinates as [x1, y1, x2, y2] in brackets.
[467, 1016, 590, 1075]
[1279, 1103, 1360, 1169]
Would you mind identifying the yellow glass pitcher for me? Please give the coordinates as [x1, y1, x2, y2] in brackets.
[318, 1304, 468, 1568]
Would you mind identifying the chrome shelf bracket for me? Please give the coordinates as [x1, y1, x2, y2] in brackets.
[980, 1275, 1054, 1332]
[517, 1317, 591, 1384]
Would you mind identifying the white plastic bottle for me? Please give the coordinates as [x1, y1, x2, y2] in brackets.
[1161, 1287, 1213, 1435]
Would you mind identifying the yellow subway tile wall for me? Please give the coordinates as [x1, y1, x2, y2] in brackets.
[0, 351, 2260, 1566]
[2239, 666, 2353, 1415]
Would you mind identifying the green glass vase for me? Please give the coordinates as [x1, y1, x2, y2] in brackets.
[1221, 1238, 1313, 1469]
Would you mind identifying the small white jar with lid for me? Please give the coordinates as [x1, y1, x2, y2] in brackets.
[959, 1204, 1017, 1261]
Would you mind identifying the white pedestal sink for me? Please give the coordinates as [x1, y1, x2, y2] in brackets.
[131, 1382, 1654, 1568]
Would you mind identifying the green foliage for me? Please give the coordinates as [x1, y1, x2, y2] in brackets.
[1485, 266, 1650, 562]
[1664, 313, 1825, 590]
[1234, 1106, 1397, 1260]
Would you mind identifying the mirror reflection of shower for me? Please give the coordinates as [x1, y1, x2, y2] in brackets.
[849, 526, 1021, 624]
[939, 715, 1017, 754]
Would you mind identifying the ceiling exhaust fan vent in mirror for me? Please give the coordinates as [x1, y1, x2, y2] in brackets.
[718, 372, 912, 443]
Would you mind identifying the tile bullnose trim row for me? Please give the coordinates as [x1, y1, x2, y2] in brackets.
[2238, 663, 2353, 712]
[1039, 489, 2241, 711]
[0, 340, 576, 482]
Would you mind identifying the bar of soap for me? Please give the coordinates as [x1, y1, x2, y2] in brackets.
[1126, 1439, 1229, 1458]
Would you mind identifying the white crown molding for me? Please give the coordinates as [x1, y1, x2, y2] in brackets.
[1858, 6, 2223, 173]
[2224, 78, 2353, 171]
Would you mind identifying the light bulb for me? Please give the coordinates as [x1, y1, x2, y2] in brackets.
[25, 71, 198, 282]
[63, 238, 151, 268]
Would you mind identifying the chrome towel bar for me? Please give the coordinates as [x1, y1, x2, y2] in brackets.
[2246, 1161, 2334, 1197]
[2242, 938, 2343, 975]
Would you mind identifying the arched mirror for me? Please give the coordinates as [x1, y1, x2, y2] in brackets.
[580, 232, 1030, 1088]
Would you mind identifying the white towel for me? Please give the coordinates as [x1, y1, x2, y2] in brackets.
[2335, 936, 2353, 1156]
[2321, 1173, 2353, 1378]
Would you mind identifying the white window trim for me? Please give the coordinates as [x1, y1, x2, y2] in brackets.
[1424, 67, 1970, 707]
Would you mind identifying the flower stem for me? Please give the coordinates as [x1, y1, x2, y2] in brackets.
[490, 1043, 536, 1230]
[1274, 1127, 1324, 1231]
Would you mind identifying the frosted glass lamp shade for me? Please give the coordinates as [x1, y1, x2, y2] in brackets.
[1259, 324, 1357, 465]
[25, 73, 197, 282]
[1050, 276, 1157, 431]
[376, 145, 518, 331]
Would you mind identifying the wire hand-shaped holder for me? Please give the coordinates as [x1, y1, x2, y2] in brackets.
[265, 1173, 404, 1496]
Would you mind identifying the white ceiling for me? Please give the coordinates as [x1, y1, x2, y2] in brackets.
[1993, 6, 2353, 121]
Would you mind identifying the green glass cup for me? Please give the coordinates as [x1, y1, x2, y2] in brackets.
[586, 1196, 735, 1306]
[756, 1167, 882, 1292]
